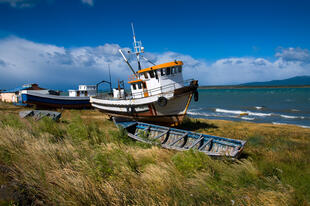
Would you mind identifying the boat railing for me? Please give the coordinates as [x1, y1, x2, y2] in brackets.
[131, 79, 194, 99]
[94, 79, 194, 100]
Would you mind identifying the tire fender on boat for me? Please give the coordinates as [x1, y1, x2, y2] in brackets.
[158, 96, 168, 107]
[127, 106, 135, 114]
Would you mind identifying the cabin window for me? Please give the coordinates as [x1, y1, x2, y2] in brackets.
[160, 68, 165, 76]
[149, 70, 155, 78]
[172, 67, 176, 74]
[178, 66, 182, 73]
[144, 72, 148, 79]
[155, 70, 159, 79]
[138, 83, 142, 89]
[142, 82, 147, 89]
[132, 84, 137, 90]
[166, 67, 171, 75]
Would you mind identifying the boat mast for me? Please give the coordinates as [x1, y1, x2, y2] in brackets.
[119, 23, 153, 75]
[131, 23, 143, 70]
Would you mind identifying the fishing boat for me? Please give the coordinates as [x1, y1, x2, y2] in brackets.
[114, 119, 246, 158]
[21, 85, 96, 109]
[90, 24, 199, 126]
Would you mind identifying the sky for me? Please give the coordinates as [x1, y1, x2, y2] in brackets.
[0, 0, 310, 89]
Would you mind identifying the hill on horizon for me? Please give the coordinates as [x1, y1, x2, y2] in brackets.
[239, 75, 310, 86]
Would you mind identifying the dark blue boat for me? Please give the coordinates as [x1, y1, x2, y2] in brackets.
[21, 90, 91, 109]
[114, 119, 246, 158]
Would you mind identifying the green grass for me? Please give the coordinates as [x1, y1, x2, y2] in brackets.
[0, 102, 310, 205]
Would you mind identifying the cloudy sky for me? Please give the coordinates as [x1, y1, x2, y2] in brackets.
[0, 0, 310, 89]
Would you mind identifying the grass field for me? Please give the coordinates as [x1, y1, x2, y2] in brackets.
[0, 101, 310, 205]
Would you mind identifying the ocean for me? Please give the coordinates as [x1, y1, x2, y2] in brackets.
[188, 87, 310, 128]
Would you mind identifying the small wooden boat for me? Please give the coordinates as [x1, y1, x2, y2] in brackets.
[114, 119, 246, 158]
[19, 110, 61, 121]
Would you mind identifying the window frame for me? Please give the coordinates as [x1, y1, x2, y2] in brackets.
[160, 68, 165, 76]
[166, 67, 171, 75]
[143, 72, 148, 79]
[178, 66, 182, 73]
[132, 84, 137, 90]
[149, 70, 155, 78]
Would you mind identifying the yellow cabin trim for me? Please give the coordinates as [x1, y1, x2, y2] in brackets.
[128, 79, 143, 84]
[137, 61, 183, 74]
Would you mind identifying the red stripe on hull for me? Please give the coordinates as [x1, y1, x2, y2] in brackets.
[99, 110, 185, 126]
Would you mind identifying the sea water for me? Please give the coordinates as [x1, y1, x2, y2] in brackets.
[188, 88, 310, 128]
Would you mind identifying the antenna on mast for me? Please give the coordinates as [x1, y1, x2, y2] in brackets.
[131, 22, 143, 70]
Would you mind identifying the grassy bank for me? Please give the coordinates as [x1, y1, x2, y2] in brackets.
[0, 102, 310, 205]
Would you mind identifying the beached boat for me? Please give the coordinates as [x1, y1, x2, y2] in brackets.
[21, 85, 96, 109]
[114, 119, 246, 158]
[90, 24, 199, 126]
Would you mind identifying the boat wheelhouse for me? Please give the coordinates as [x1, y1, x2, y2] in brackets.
[90, 24, 198, 126]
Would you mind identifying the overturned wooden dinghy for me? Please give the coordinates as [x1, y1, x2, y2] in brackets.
[19, 110, 61, 121]
[114, 120, 246, 158]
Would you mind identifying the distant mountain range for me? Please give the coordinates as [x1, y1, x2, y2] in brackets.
[240, 76, 310, 86]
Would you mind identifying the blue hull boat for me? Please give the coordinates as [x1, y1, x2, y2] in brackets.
[114, 119, 246, 158]
[21, 91, 91, 109]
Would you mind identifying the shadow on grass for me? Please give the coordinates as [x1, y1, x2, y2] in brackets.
[177, 117, 218, 131]
[238, 152, 249, 160]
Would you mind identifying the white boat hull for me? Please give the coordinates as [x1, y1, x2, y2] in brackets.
[90, 91, 195, 126]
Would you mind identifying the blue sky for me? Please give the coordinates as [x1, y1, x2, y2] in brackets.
[0, 0, 310, 89]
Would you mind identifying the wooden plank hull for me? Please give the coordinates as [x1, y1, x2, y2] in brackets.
[114, 120, 246, 158]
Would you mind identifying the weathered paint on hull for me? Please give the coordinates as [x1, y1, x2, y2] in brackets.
[93, 93, 193, 126]
[104, 112, 186, 126]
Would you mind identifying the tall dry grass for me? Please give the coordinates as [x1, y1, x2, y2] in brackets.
[0, 102, 309, 205]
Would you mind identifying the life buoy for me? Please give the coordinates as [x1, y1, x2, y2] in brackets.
[194, 90, 199, 102]
[158, 96, 168, 107]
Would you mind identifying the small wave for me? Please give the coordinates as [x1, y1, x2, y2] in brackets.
[272, 122, 288, 125]
[280, 114, 305, 119]
[215, 108, 272, 117]
[299, 125, 310, 129]
[272, 122, 310, 129]
[187, 111, 211, 117]
[241, 117, 255, 120]
[291, 109, 300, 112]
[188, 111, 238, 119]
[189, 108, 203, 112]
[255, 106, 264, 110]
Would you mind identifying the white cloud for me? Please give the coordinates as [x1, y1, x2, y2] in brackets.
[0, 36, 310, 89]
[81, 0, 93, 6]
[275, 47, 310, 63]
[0, 36, 129, 89]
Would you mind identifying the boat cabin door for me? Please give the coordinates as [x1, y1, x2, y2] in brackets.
[142, 82, 148, 97]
